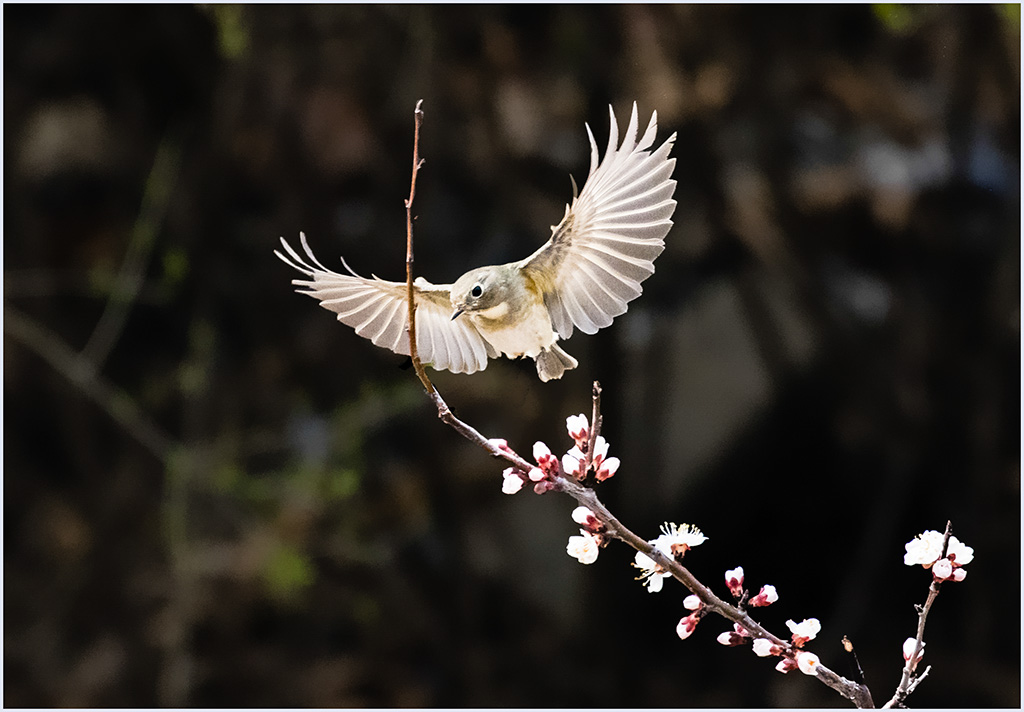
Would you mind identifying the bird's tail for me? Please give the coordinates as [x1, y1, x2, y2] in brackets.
[535, 343, 578, 382]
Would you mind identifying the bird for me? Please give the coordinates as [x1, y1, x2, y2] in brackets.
[275, 102, 677, 382]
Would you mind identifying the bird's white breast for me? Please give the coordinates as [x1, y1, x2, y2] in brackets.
[470, 299, 556, 359]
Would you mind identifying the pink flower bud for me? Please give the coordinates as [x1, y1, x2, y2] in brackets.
[566, 414, 589, 447]
[533, 480, 556, 495]
[750, 584, 778, 607]
[752, 638, 778, 657]
[676, 613, 699, 640]
[571, 506, 595, 525]
[725, 567, 744, 598]
[717, 631, 743, 646]
[931, 557, 953, 581]
[595, 456, 620, 481]
[903, 637, 924, 669]
[952, 567, 967, 582]
[775, 657, 798, 674]
[561, 448, 585, 479]
[683, 594, 702, 611]
[487, 438, 511, 453]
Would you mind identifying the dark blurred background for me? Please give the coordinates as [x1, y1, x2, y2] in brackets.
[4, 4, 1019, 708]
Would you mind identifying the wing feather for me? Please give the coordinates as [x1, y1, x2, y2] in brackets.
[275, 233, 492, 374]
[519, 103, 677, 339]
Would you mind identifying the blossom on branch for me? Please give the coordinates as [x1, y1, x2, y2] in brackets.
[487, 438, 512, 454]
[633, 551, 671, 593]
[717, 623, 752, 647]
[561, 446, 587, 479]
[904, 529, 974, 583]
[902, 637, 925, 670]
[590, 436, 620, 481]
[903, 529, 946, 566]
[501, 468, 524, 494]
[931, 557, 953, 580]
[595, 454, 620, 481]
[533, 441, 558, 475]
[725, 566, 744, 598]
[676, 612, 700, 640]
[749, 584, 778, 607]
[683, 594, 702, 611]
[796, 651, 820, 676]
[752, 638, 783, 657]
[566, 413, 589, 449]
[654, 522, 707, 559]
[786, 618, 821, 647]
[775, 657, 799, 674]
[946, 535, 974, 566]
[566, 529, 601, 565]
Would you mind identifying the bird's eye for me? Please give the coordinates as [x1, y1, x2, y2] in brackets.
[471, 285, 483, 298]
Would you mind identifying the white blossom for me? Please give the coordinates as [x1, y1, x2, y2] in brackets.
[786, 618, 821, 645]
[633, 551, 670, 593]
[566, 414, 589, 445]
[566, 530, 601, 565]
[502, 470, 524, 494]
[903, 530, 946, 566]
[796, 651, 820, 675]
[653, 523, 707, 558]
[946, 535, 974, 565]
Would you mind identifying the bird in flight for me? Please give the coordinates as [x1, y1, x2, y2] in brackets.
[276, 102, 677, 381]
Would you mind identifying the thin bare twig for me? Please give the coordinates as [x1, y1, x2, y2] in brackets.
[398, 101, 872, 709]
[5, 305, 174, 460]
[584, 381, 602, 472]
[404, 99, 433, 396]
[82, 132, 182, 370]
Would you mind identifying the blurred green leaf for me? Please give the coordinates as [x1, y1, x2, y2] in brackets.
[162, 247, 189, 287]
[325, 468, 361, 501]
[873, 4, 914, 34]
[200, 4, 249, 59]
[262, 542, 315, 601]
[996, 3, 1020, 29]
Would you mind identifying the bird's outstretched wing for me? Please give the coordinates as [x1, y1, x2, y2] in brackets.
[518, 103, 677, 339]
[275, 233, 496, 374]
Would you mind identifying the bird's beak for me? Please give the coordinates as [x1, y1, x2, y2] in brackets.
[451, 308, 464, 321]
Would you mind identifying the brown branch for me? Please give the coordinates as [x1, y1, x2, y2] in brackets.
[397, 100, 872, 709]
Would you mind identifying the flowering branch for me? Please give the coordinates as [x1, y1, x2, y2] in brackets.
[395, 100, 876, 708]
[397, 101, 970, 709]
[882, 520, 972, 708]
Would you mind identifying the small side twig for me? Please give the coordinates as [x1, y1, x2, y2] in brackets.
[584, 381, 603, 471]
[882, 520, 952, 708]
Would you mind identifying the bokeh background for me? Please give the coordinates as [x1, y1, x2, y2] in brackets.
[4, 4, 1020, 708]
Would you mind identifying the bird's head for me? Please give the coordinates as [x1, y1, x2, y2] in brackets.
[450, 265, 523, 323]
